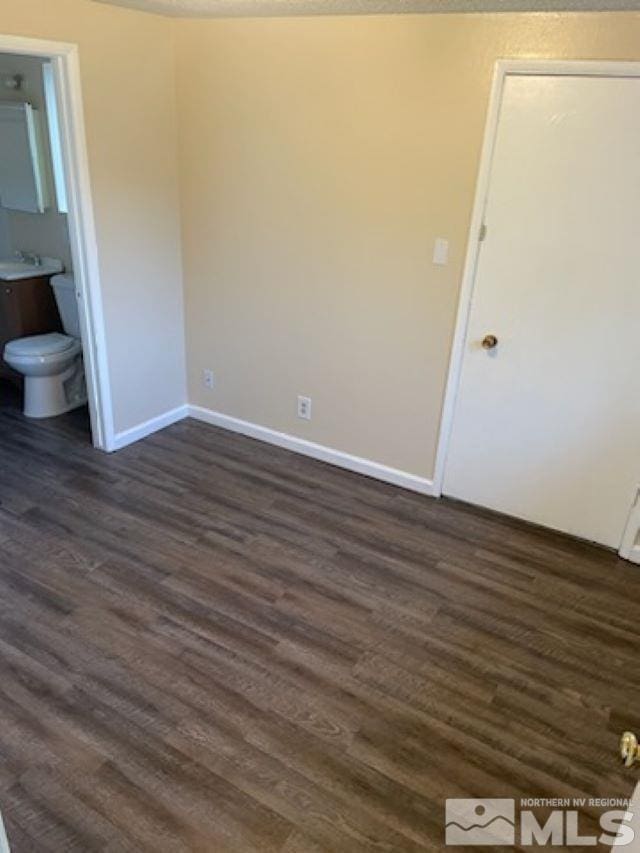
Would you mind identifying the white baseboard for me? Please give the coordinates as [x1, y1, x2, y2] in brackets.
[188, 404, 434, 496]
[108, 402, 434, 496]
[109, 404, 189, 451]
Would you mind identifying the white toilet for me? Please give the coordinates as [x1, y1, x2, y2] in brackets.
[3, 274, 87, 419]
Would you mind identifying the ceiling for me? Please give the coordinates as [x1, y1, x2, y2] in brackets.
[93, 0, 640, 17]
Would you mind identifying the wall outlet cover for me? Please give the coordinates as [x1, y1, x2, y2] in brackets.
[297, 395, 312, 420]
[203, 369, 215, 389]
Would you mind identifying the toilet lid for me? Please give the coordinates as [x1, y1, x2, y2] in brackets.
[5, 333, 76, 358]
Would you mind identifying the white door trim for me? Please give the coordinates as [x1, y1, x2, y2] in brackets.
[432, 58, 640, 499]
[620, 489, 640, 565]
[0, 33, 113, 450]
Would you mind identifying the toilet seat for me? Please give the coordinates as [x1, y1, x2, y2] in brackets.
[5, 332, 76, 358]
[4, 336, 82, 373]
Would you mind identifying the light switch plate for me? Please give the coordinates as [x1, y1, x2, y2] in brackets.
[433, 237, 449, 266]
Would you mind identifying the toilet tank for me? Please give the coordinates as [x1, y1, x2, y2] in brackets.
[50, 274, 80, 338]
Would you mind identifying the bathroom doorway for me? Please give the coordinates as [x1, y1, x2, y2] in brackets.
[0, 35, 112, 450]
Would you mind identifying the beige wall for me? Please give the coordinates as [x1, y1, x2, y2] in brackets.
[3, 5, 639, 470]
[176, 11, 640, 480]
[0, 0, 187, 434]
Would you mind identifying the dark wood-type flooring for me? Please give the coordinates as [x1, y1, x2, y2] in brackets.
[0, 379, 639, 851]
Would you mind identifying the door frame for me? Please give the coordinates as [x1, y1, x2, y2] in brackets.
[432, 58, 640, 498]
[0, 33, 113, 450]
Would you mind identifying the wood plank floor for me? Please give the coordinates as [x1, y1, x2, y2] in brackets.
[0, 383, 639, 850]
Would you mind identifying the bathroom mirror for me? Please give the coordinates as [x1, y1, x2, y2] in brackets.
[0, 100, 50, 213]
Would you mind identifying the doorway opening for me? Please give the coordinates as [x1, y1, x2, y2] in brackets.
[0, 35, 112, 450]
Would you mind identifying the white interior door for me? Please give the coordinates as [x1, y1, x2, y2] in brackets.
[444, 73, 640, 550]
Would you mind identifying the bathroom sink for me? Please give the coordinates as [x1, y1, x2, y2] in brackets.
[0, 257, 63, 281]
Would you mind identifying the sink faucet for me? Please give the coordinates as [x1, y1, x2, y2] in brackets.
[15, 250, 41, 267]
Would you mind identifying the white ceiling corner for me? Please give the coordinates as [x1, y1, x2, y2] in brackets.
[92, 0, 640, 18]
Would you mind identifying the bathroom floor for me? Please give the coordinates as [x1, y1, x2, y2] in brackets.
[0, 377, 91, 444]
[0, 413, 638, 850]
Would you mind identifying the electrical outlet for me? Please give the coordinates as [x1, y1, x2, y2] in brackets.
[297, 395, 312, 420]
[203, 369, 215, 390]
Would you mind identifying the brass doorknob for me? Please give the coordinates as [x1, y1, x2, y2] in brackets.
[620, 731, 639, 767]
[482, 334, 498, 350]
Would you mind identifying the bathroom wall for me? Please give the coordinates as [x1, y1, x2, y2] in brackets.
[0, 0, 187, 436]
[176, 11, 640, 482]
[0, 208, 10, 257]
[0, 53, 73, 270]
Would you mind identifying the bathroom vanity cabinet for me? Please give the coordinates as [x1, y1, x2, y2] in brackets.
[0, 275, 61, 383]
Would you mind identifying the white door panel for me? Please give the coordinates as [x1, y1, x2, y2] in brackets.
[444, 75, 640, 549]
